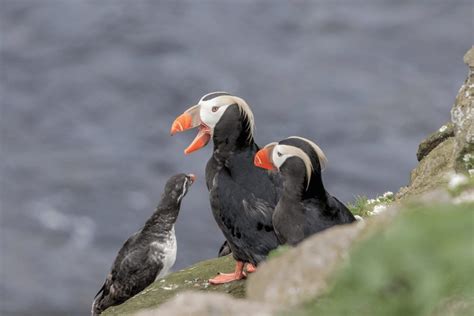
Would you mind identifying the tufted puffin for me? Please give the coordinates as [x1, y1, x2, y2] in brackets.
[91, 174, 195, 315]
[170, 92, 281, 284]
[254, 136, 355, 246]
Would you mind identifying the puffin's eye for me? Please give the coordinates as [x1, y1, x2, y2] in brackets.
[277, 152, 282, 157]
[211, 106, 219, 112]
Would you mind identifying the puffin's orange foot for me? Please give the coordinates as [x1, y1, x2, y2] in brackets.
[246, 263, 257, 273]
[209, 261, 246, 285]
[209, 272, 246, 284]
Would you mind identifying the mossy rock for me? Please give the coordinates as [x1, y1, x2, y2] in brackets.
[299, 204, 474, 316]
[416, 122, 454, 162]
[103, 255, 245, 315]
[398, 137, 455, 199]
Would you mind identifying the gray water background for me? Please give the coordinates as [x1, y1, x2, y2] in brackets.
[1, 1, 472, 314]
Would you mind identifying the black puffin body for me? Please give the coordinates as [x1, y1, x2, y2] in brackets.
[92, 174, 194, 315]
[206, 105, 281, 265]
[171, 93, 281, 282]
[255, 137, 355, 246]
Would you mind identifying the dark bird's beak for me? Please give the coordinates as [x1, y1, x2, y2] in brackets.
[188, 174, 196, 184]
[254, 147, 275, 170]
[170, 105, 211, 154]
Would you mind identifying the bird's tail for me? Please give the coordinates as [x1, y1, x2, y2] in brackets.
[218, 240, 232, 257]
[91, 283, 106, 316]
[91, 296, 102, 316]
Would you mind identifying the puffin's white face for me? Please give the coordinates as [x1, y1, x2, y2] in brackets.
[271, 144, 291, 170]
[271, 144, 312, 174]
[255, 142, 314, 189]
[170, 92, 255, 154]
[255, 136, 328, 189]
[198, 97, 233, 130]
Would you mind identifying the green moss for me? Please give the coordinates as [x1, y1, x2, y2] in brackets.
[103, 255, 245, 315]
[297, 204, 474, 316]
[268, 245, 291, 259]
[348, 193, 395, 217]
[347, 196, 370, 217]
[399, 138, 456, 199]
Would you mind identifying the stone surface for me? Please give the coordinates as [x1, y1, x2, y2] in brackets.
[397, 138, 456, 199]
[134, 292, 276, 316]
[298, 204, 474, 316]
[398, 48, 474, 199]
[246, 210, 397, 307]
[451, 49, 474, 172]
[416, 122, 454, 161]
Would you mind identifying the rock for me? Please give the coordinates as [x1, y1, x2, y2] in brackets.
[398, 137, 456, 199]
[298, 204, 474, 316]
[246, 210, 397, 307]
[134, 292, 276, 316]
[451, 46, 474, 173]
[398, 47, 474, 199]
[102, 255, 245, 315]
[416, 122, 454, 161]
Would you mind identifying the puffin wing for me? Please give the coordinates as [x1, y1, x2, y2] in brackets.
[212, 169, 279, 264]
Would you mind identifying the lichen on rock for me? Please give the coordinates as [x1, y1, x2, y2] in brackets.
[452, 46, 474, 172]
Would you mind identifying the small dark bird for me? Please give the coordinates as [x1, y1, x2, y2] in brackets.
[254, 136, 355, 245]
[91, 173, 195, 315]
[170, 92, 282, 284]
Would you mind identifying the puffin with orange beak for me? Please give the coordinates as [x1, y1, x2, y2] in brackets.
[254, 136, 355, 246]
[171, 92, 281, 284]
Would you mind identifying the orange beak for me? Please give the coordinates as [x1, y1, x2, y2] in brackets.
[184, 125, 211, 154]
[254, 147, 275, 170]
[170, 105, 211, 154]
[170, 112, 194, 135]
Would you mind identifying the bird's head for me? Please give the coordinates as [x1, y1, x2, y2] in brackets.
[170, 92, 255, 154]
[254, 136, 327, 189]
[163, 173, 196, 206]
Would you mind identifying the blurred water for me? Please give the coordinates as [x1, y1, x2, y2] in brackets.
[0, 0, 472, 314]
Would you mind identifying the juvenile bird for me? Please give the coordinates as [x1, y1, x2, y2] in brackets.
[254, 137, 355, 245]
[91, 173, 195, 315]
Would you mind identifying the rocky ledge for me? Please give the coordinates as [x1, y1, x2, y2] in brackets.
[103, 47, 474, 316]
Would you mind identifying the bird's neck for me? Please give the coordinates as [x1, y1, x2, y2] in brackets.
[212, 116, 255, 164]
[280, 164, 327, 202]
[142, 203, 179, 233]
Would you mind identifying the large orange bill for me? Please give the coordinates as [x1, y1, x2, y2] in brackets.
[184, 125, 211, 154]
[170, 104, 211, 154]
[170, 112, 193, 135]
[170, 104, 201, 135]
[254, 147, 275, 170]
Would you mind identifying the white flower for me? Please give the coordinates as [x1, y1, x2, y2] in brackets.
[453, 190, 474, 204]
[439, 125, 448, 133]
[370, 204, 387, 215]
[463, 153, 473, 162]
[367, 199, 376, 205]
[383, 191, 394, 199]
[448, 173, 469, 190]
[354, 215, 364, 221]
[469, 169, 474, 177]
